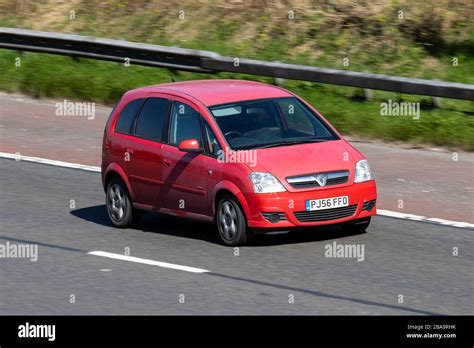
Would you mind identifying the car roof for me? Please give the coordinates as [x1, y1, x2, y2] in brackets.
[128, 79, 294, 106]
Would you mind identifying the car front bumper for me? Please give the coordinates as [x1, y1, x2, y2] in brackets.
[244, 180, 377, 229]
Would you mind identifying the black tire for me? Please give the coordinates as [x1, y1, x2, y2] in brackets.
[216, 195, 248, 246]
[342, 217, 371, 233]
[106, 178, 133, 228]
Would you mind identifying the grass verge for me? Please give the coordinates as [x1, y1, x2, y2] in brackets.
[1, 49, 473, 151]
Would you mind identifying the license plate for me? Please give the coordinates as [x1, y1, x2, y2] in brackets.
[305, 196, 348, 211]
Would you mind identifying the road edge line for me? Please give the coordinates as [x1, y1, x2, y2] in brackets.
[377, 210, 473, 229]
[0, 151, 100, 172]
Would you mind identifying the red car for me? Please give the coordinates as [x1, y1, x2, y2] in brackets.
[102, 80, 377, 246]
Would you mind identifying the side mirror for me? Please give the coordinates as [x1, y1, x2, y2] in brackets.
[178, 138, 203, 153]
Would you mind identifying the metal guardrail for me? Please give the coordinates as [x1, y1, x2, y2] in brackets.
[0, 28, 219, 73]
[1, 27, 473, 101]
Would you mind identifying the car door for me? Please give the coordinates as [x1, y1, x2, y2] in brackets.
[125, 96, 170, 208]
[161, 99, 208, 215]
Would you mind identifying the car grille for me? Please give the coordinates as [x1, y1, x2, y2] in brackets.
[286, 170, 349, 189]
[294, 204, 357, 222]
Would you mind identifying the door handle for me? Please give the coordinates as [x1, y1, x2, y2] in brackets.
[163, 159, 171, 167]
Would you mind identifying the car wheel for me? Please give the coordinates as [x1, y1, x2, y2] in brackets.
[217, 195, 248, 246]
[343, 217, 371, 233]
[106, 178, 133, 228]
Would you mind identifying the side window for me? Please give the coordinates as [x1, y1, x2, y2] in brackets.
[134, 98, 168, 142]
[115, 98, 143, 134]
[277, 99, 314, 135]
[204, 123, 222, 157]
[169, 102, 203, 147]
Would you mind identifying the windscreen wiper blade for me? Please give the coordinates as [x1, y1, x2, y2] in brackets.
[256, 138, 330, 149]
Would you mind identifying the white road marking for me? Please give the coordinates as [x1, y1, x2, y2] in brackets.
[0, 152, 100, 172]
[88, 251, 210, 274]
[1, 152, 472, 229]
[377, 209, 474, 229]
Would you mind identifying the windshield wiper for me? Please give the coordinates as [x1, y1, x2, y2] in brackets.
[255, 138, 331, 149]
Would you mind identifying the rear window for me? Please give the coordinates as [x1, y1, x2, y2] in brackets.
[115, 98, 143, 134]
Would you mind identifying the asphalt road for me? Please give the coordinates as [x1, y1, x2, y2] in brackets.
[0, 158, 473, 315]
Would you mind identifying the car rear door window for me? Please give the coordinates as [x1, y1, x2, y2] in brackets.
[168, 102, 204, 147]
[134, 98, 169, 142]
[115, 98, 143, 134]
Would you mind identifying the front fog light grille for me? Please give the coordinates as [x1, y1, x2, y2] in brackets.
[262, 212, 287, 223]
[362, 200, 376, 211]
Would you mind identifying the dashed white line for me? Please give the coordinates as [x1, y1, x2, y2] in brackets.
[1, 152, 473, 229]
[88, 251, 210, 274]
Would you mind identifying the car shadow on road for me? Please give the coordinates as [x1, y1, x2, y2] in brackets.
[71, 204, 367, 247]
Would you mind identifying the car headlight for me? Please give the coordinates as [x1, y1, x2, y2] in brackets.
[249, 172, 286, 193]
[354, 159, 374, 183]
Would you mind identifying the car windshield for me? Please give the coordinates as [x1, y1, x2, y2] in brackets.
[209, 97, 338, 150]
